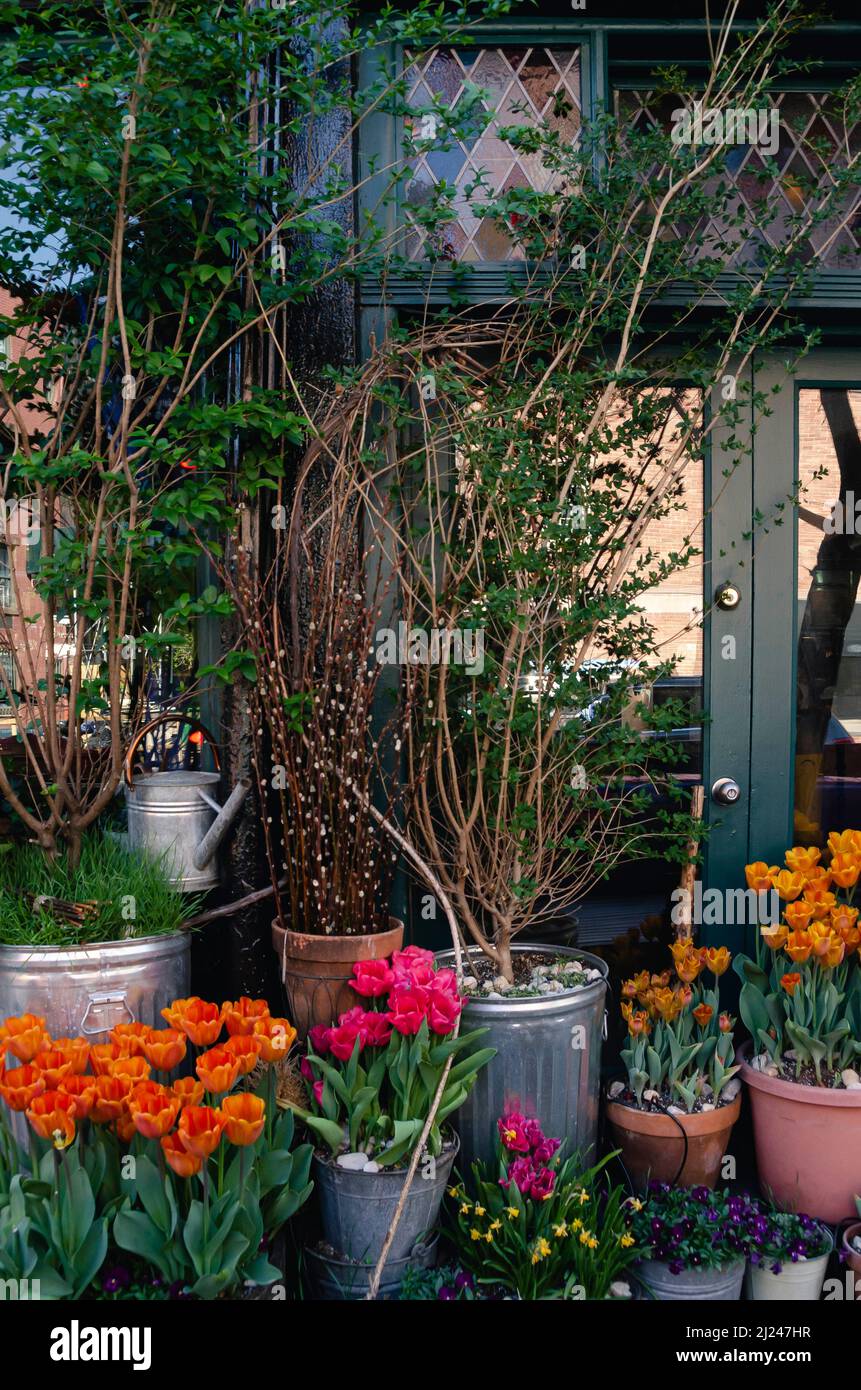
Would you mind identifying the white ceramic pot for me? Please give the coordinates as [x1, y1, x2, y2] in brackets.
[744, 1232, 833, 1301]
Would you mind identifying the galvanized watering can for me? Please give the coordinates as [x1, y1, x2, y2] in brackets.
[124, 714, 251, 892]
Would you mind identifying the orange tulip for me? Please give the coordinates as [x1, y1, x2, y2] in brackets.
[828, 829, 861, 857]
[128, 1083, 181, 1139]
[811, 929, 845, 969]
[0, 1013, 47, 1063]
[90, 1042, 132, 1077]
[141, 1029, 187, 1072]
[221, 1092, 266, 1147]
[621, 1002, 651, 1037]
[718, 1012, 735, 1033]
[26, 1089, 76, 1148]
[692, 1003, 713, 1028]
[803, 866, 833, 891]
[803, 887, 838, 920]
[44, 1037, 91, 1076]
[702, 946, 731, 977]
[89, 1074, 133, 1124]
[669, 938, 695, 966]
[114, 1109, 137, 1143]
[785, 846, 821, 875]
[831, 904, 859, 933]
[839, 924, 861, 956]
[172, 1077, 205, 1109]
[675, 950, 703, 985]
[0, 1062, 45, 1111]
[161, 1131, 202, 1178]
[178, 1105, 225, 1159]
[783, 900, 814, 932]
[760, 923, 788, 951]
[773, 870, 805, 902]
[196, 1046, 241, 1095]
[224, 997, 270, 1037]
[745, 862, 778, 893]
[223, 1034, 262, 1077]
[785, 929, 813, 964]
[57, 1074, 97, 1119]
[828, 853, 861, 890]
[252, 1016, 297, 1064]
[651, 988, 683, 1023]
[109, 1022, 151, 1056]
[107, 1055, 151, 1086]
[780, 972, 802, 996]
[161, 997, 224, 1048]
[33, 1048, 74, 1088]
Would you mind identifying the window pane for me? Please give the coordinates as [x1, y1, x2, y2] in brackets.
[404, 47, 582, 262]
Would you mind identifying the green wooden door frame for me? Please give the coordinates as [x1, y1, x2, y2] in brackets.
[701, 349, 861, 950]
[750, 349, 861, 862]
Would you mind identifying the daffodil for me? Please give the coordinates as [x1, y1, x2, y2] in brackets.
[553, 1222, 568, 1238]
[469, 1227, 482, 1242]
[474, 1204, 486, 1217]
[460, 1202, 472, 1215]
[626, 1197, 644, 1212]
[531, 1237, 552, 1265]
[505, 1206, 519, 1220]
[620, 1233, 635, 1248]
[490, 1219, 502, 1232]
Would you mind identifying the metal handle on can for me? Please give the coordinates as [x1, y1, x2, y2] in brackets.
[80, 990, 134, 1035]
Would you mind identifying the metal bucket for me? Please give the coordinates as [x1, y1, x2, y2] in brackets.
[314, 1139, 458, 1266]
[435, 943, 608, 1172]
[306, 1236, 438, 1301]
[636, 1258, 745, 1301]
[0, 932, 191, 1043]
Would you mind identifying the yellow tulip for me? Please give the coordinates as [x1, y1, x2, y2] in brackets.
[745, 862, 778, 893]
[829, 853, 861, 890]
[785, 929, 813, 964]
[827, 829, 861, 857]
[785, 846, 821, 874]
[783, 900, 814, 932]
[773, 870, 805, 902]
[760, 923, 788, 950]
[702, 946, 731, 976]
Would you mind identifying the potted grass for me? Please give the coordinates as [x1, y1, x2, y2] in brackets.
[741, 1205, 832, 1302]
[630, 1183, 750, 1301]
[295, 947, 494, 1297]
[735, 834, 861, 1221]
[606, 942, 742, 1189]
[0, 833, 195, 1046]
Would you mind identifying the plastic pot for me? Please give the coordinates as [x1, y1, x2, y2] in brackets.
[843, 1222, 861, 1289]
[606, 1093, 741, 1190]
[271, 917, 403, 1038]
[744, 1229, 833, 1301]
[740, 1044, 861, 1222]
[636, 1257, 745, 1301]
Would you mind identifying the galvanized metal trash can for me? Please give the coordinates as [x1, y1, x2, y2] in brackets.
[435, 944, 608, 1172]
[0, 932, 191, 1044]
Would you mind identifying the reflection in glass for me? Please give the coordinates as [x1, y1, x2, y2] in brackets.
[795, 389, 861, 845]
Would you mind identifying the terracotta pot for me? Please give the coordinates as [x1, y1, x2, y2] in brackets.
[740, 1045, 861, 1223]
[606, 1093, 742, 1190]
[271, 918, 403, 1038]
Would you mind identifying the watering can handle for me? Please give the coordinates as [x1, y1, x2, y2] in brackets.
[124, 712, 220, 788]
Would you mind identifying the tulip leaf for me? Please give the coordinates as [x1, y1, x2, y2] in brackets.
[70, 1218, 109, 1299]
[738, 979, 771, 1039]
[242, 1252, 282, 1286]
[133, 1154, 175, 1236]
[113, 1206, 174, 1278]
[303, 1115, 345, 1156]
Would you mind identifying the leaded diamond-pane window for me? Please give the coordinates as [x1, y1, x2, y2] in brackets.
[404, 47, 582, 262]
[615, 89, 861, 270]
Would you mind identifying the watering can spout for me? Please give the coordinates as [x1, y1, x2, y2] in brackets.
[192, 777, 252, 871]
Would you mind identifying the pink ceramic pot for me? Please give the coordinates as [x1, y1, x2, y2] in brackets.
[740, 1045, 861, 1223]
